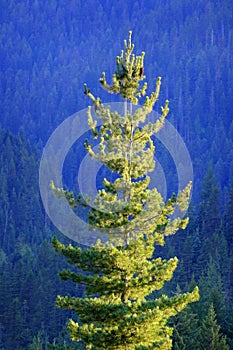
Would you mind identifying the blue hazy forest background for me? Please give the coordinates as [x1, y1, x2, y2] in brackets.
[0, 0, 233, 348]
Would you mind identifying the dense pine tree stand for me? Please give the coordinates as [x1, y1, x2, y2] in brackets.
[53, 31, 199, 349]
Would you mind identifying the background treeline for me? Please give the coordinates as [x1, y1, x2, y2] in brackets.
[0, 0, 233, 348]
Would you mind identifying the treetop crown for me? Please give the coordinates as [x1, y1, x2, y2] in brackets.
[99, 30, 148, 104]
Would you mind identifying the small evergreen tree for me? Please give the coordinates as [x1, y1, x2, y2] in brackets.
[199, 304, 229, 350]
[172, 285, 200, 350]
[53, 31, 199, 349]
[28, 332, 43, 350]
[196, 258, 227, 327]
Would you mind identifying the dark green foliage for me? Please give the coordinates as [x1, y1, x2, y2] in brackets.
[195, 259, 227, 327]
[28, 332, 43, 350]
[0, 130, 84, 349]
[198, 165, 221, 240]
[172, 305, 200, 350]
[170, 284, 200, 350]
[199, 304, 229, 350]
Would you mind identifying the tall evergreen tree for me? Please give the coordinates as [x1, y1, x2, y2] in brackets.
[53, 31, 199, 349]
